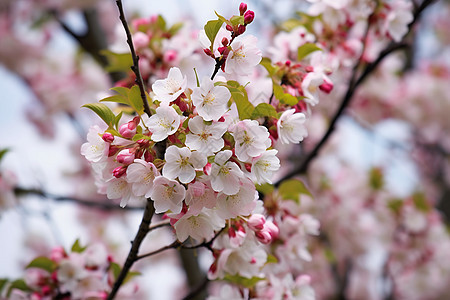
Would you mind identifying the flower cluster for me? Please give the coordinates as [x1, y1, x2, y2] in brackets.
[2, 241, 140, 300]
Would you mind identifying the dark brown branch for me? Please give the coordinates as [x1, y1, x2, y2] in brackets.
[107, 199, 156, 299]
[14, 186, 143, 211]
[273, 0, 435, 186]
[115, 0, 152, 118]
[182, 277, 209, 300]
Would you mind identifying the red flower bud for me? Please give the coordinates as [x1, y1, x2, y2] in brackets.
[237, 25, 246, 35]
[112, 166, 127, 178]
[239, 2, 248, 15]
[226, 24, 234, 32]
[244, 10, 254, 24]
[221, 37, 229, 46]
[102, 132, 114, 143]
[203, 48, 213, 57]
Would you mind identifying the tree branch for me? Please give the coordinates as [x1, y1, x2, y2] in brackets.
[107, 199, 156, 299]
[273, 0, 435, 186]
[115, 0, 152, 118]
[13, 186, 143, 211]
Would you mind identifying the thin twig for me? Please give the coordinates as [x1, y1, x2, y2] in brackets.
[135, 240, 181, 261]
[116, 0, 152, 117]
[14, 187, 143, 211]
[273, 0, 435, 186]
[107, 199, 156, 299]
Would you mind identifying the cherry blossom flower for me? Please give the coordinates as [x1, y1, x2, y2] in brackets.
[192, 77, 231, 121]
[208, 284, 245, 300]
[251, 149, 280, 184]
[302, 72, 324, 106]
[210, 150, 244, 195]
[162, 145, 207, 184]
[185, 116, 227, 156]
[145, 105, 181, 142]
[225, 35, 262, 76]
[230, 119, 271, 162]
[174, 208, 225, 242]
[81, 125, 109, 163]
[106, 177, 144, 208]
[150, 176, 186, 214]
[152, 67, 187, 104]
[185, 181, 217, 215]
[216, 178, 257, 219]
[126, 159, 160, 198]
[277, 109, 308, 144]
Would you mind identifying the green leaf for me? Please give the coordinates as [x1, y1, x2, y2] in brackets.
[0, 148, 10, 163]
[168, 22, 183, 35]
[128, 85, 145, 115]
[297, 43, 322, 61]
[273, 82, 300, 106]
[7, 279, 31, 297]
[71, 239, 87, 253]
[115, 111, 123, 129]
[124, 271, 141, 284]
[82, 103, 115, 127]
[388, 198, 403, 213]
[266, 254, 278, 264]
[412, 192, 430, 212]
[278, 179, 312, 202]
[214, 11, 229, 25]
[193, 68, 200, 87]
[156, 15, 166, 31]
[227, 81, 254, 120]
[204, 19, 224, 51]
[369, 167, 384, 190]
[260, 57, 276, 76]
[251, 103, 278, 119]
[110, 262, 121, 280]
[110, 86, 130, 97]
[26, 257, 57, 273]
[230, 15, 244, 26]
[0, 279, 8, 294]
[100, 50, 133, 72]
[256, 183, 274, 195]
[100, 95, 129, 106]
[223, 274, 264, 288]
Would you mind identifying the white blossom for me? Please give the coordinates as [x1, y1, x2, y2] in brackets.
[152, 67, 187, 104]
[225, 35, 262, 76]
[162, 145, 207, 184]
[150, 176, 186, 214]
[278, 109, 308, 144]
[185, 116, 227, 156]
[81, 125, 108, 163]
[210, 150, 244, 195]
[126, 159, 160, 198]
[106, 177, 144, 208]
[145, 105, 180, 142]
[230, 120, 271, 162]
[192, 77, 231, 121]
[251, 149, 280, 184]
[216, 178, 257, 219]
[174, 208, 225, 242]
[302, 72, 324, 106]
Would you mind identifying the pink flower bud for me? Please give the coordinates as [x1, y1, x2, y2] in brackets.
[239, 3, 248, 15]
[244, 10, 254, 24]
[133, 31, 149, 49]
[102, 132, 114, 143]
[226, 24, 234, 32]
[112, 166, 127, 178]
[228, 226, 236, 238]
[50, 246, 66, 263]
[244, 163, 252, 173]
[265, 221, 279, 239]
[164, 49, 178, 63]
[116, 149, 135, 165]
[237, 25, 246, 35]
[203, 48, 213, 57]
[305, 66, 314, 72]
[119, 117, 139, 138]
[221, 37, 229, 46]
[248, 214, 266, 231]
[41, 286, 52, 296]
[319, 80, 333, 94]
[255, 229, 272, 244]
[108, 145, 120, 157]
[144, 150, 154, 162]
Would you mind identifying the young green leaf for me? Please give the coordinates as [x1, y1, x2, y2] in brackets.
[223, 274, 264, 288]
[260, 57, 276, 76]
[100, 50, 133, 72]
[204, 19, 224, 51]
[230, 15, 245, 26]
[82, 103, 116, 127]
[26, 257, 58, 273]
[256, 183, 274, 195]
[227, 81, 254, 120]
[297, 43, 322, 61]
[273, 83, 300, 106]
[278, 179, 313, 203]
[7, 280, 31, 297]
[251, 103, 278, 119]
[128, 85, 145, 115]
[100, 95, 129, 106]
[0, 148, 9, 163]
[71, 238, 87, 253]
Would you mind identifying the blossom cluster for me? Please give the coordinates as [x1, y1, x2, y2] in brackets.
[2, 241, 140, 300]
